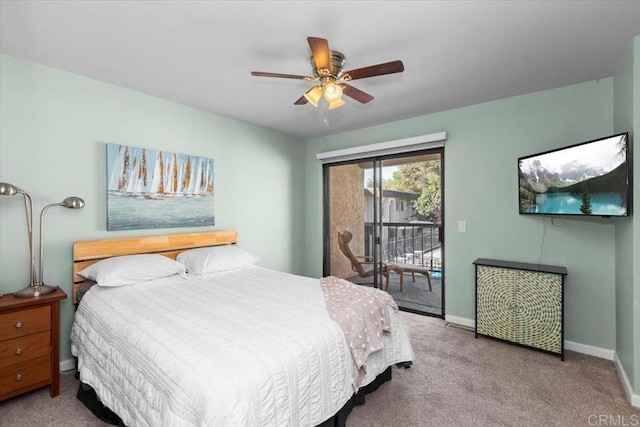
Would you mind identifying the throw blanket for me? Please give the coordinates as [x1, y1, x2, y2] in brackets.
[320, 276, 398, 390]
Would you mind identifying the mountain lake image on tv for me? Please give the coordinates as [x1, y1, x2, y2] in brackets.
[518, 133, 630, 217]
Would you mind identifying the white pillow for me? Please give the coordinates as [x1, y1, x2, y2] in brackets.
[177, 245, 259, 275]
[79, 254, 186, 287]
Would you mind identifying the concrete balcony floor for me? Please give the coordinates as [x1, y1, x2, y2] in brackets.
[347, 271, 442, 316]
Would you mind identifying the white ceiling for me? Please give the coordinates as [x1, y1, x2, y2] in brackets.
[1, 1, 639, 140]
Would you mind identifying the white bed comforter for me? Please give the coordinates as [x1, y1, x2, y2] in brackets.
[71, 266, 414, 427]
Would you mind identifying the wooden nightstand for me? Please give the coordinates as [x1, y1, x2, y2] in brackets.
[0, 287, 67, 401]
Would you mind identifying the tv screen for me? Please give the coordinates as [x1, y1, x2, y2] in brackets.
[518, 133, 631, 217]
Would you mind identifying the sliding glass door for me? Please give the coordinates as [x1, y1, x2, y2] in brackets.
[323, 149, 444, 317]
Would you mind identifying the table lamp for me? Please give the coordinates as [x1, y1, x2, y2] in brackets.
[0, 182, 37, 292]
[34, 196, 85, 296]
[1, 182, 86, 298]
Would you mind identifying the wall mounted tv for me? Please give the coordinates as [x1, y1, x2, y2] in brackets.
[518, 132, 631, 217]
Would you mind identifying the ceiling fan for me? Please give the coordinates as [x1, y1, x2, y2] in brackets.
[251, 37, 404, 109]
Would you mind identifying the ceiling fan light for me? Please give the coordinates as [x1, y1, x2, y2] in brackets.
[323, 80, 343, 102]
[304, 86, 323, 107]
[328, 98, 345, 109]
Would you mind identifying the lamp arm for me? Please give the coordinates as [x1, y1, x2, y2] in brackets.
[21, 192, 37, 286]
[38, 203, 60, 286]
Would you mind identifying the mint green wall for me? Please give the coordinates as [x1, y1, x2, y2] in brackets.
[613, 37, 639, 394]
[0, 55, 306, 361]
[305, 79, 617, 349]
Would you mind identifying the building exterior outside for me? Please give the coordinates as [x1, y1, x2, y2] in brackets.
[364, 188, 419, 223]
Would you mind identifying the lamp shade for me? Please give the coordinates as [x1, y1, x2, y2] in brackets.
[0, 182, 21, 196]
[328, 98, 345, 110]
[303, 86, 323, 107]
[61, 197, 85, 209]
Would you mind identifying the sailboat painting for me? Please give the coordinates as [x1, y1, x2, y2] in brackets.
[107, 143, 214, 231]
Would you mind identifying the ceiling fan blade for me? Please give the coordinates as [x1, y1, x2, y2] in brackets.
[342, 84, 374, 104]
[307, 37, 332, 73]
[343, 60, 404, 80]
[294, 95, 309, 105]
[251, 71, 309, 80]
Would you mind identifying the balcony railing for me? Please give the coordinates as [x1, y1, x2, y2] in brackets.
[364, 222, 442, 273]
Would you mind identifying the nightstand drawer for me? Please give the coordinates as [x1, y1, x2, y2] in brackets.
[0, 331, 50, 367]
[0, 306, 51, 341]
[0, 355, 51, 395]
[0, 289, 66, 401]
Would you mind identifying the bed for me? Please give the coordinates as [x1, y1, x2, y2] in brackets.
[70, 231, 414, 427]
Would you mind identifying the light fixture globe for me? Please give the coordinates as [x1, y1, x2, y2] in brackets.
[323, 80, 343, 102]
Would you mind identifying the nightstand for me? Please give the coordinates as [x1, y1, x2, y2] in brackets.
[0, 287, 67, 401]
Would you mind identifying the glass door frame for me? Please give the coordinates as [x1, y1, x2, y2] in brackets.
[322, 147, 445, 318]
[322, 158, 384, 289]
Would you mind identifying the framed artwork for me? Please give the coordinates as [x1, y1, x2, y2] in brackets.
[106, 143, 214, 231]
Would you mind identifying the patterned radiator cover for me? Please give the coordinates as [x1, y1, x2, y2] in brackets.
[477, 265, 562, 354]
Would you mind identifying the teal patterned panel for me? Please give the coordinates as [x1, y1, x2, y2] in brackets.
[477, 266, 516, 342]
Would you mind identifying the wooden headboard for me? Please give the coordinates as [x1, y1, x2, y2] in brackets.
[72, 230, 238, 303]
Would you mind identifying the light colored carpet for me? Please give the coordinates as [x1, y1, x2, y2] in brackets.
[0, 370, 109, 427]
[0, 313, 637, 426]
[348, 313, 639, 426]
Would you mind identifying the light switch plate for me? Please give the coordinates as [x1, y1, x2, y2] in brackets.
[458, 220, 467, 232]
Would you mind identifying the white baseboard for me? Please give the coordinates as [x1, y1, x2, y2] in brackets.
[444, 314, 475, 329]
[59, 358, 76, 373]
[614, 353, 640, 408]
[444, 315, 616, 360]
[564, 341, 615, 360]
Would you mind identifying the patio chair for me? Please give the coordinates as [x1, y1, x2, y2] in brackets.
[383, 261, 433, 292]
[337, 231, 379, 279]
